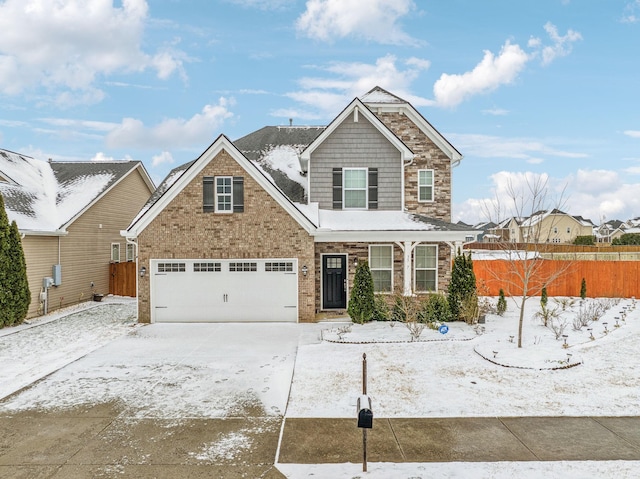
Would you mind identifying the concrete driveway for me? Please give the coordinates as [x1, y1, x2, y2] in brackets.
[0, 308, 306, 478]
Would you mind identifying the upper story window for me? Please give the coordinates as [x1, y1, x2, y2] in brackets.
[203, 176, 244, 213]
[418, 170, 434, 202]
[126, 243, 135, 262]
[216, 176, 233, 212]
[333, 168, 378, 210]
[344, 168, 367, 209]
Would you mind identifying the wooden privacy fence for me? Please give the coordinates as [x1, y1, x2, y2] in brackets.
[473, 259, 640, 298]
[109, 262, 137, 297]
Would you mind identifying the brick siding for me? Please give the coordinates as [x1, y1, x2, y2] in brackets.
[137, 149, 315, 322]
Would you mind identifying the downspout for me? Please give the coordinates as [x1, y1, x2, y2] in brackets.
[125, 236, 139, 320]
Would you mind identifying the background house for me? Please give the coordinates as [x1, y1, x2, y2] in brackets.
[0, 149, 154, 317]
[125, 87, 477, 323]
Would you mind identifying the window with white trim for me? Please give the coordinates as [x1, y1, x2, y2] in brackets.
[229, 262, 257, 272]
[194, 262, 221, 272]
[414, 245, 437, 292]
[126, 243, 135, 262]
[418, 169, 434, 202]
[265, 262, 294, 272]
[216, 176, 233, 212]
[343, 168, 367, 209]
[111, 243, 120, 263]
[369, 245, 393, 292]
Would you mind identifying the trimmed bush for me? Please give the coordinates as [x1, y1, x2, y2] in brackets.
[541, 286, 548, 308]
[347, 260, 375, 324]
[580, 278, 587, 300]
[371, 294, 391, 321]
[447, 251, 477, 321]
[419, 293, 452, 323]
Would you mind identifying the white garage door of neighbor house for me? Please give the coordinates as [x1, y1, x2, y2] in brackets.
[151, 259, 298, 322]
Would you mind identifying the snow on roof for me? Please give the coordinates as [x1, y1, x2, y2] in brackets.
[316, 210, 463, 232]
[360, 86, 407, 104]
[0, 149, 137, 233]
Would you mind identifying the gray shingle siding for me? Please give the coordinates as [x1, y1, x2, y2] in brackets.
[309, 115, 402, 210]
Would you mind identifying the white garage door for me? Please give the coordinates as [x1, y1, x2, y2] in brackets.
[151, 259, 298, 322]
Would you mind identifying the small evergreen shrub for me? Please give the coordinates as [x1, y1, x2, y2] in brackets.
[371, 294, 391, 321]
[419, 293, 452, 323]
[540, 287, 548, 308]
[580, 278, 587, 300]
[497, 289, 507, 316]
[447, 251, 477, 321]
[347, 260, 375, 324]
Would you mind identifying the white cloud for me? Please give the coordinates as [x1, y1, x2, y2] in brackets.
[151, 151, 174, 167]
[90, 152, 133, 162]
[226, 0, 294, 9]
[482, 108, 509, 116]
[0, 0, 186, 100]
[538, 22, 582, 65]
[455, 169, 640, 226]
[448, 133, 587, 163]
[621, 0, 640, 23]
[624, 130, 640, 138]
[278, 55, 432, 120]
[106, 97, 234, 149]
[432, 41, 530, 108]
[296, 0, 420, 45]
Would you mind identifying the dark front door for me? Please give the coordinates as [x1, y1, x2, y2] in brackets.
[322, 255, 347, 309]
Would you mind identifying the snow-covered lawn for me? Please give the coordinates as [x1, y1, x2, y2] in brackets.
[288, 296, 640, 418]
[1, 295, 639, 478]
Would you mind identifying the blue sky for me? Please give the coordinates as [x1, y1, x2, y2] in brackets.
[1, 0, 639, 225]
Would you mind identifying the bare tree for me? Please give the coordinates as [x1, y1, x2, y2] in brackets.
[481, 173, 573, 348]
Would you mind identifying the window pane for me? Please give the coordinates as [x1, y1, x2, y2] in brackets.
[416, 270, 436, 291]
[370, 245, 392, 269]
[344, 169, 366, 188]
[419, 170, 432, 185]
[415, 246, 436, 268]
[419, 186, 433, 201]
[345, 190, 366, 208]
[372, 270, 392, 292]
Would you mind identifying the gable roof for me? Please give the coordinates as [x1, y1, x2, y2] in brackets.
[299, 96, 414, 165]
[125, 134, 318, 237]
[0, 148, 154, 234]
[360, 86, 463, 164]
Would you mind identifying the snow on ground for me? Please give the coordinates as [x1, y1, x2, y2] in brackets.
[1, 295, 640, 477]
[277, 461, 640, 479]
[0, 297, 138, 400]
[0, 312, 300, 418]
[287, 297, 640, 418]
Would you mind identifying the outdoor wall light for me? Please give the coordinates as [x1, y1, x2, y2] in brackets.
[140, 266, 147, 278]
[301, 265, 308, 276]
[354, 257, 358, 267]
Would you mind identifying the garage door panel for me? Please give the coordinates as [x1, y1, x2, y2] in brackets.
[151, 259, 297, 322]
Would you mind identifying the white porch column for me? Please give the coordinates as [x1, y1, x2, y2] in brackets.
[396, 241, 417, 296]
[403, 241, 412, 296]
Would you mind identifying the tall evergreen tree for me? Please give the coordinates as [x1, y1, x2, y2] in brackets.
[347, 260, 375, 324]
[0, 194, 30, 327]
[7, 220, 30, 325]
[0, 193, 11, 326]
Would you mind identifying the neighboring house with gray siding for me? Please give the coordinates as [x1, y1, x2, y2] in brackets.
[124, 87, 478, 323]
[0, 149, 154, 318]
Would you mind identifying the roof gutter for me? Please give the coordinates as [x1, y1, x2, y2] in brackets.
[19, 229, 68, 237]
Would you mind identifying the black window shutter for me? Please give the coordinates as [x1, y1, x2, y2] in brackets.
[332, 168, 342, 209]
[368, 168, 378, 209]
[233, 177, 244, 212]
[203, 177, 214, 212]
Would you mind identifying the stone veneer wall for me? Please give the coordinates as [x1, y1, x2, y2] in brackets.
[315, 242, 452, 313]
[374, 111, 452, 222]
[137, 149, 316, 322]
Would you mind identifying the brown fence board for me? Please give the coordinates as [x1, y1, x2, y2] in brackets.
[109, 262, 137, 297]
[474, 259, 640, 298]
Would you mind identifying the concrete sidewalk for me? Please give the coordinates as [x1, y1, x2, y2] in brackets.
[278, 416, 640, 463]
[2, 409, 640, 479]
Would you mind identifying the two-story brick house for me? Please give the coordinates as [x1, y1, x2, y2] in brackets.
[124, 87, 477, 323]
